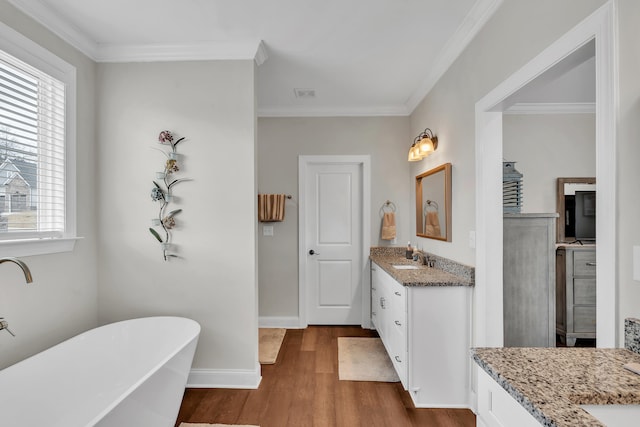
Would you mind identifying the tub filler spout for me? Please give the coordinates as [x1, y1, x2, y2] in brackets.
[0, 257, 33, 283]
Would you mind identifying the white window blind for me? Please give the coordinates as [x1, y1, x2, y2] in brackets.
[0, 49, 66, 239]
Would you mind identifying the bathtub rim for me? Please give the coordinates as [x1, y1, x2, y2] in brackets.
[87, 316, 201, 426]
[0, 316, 201, 427]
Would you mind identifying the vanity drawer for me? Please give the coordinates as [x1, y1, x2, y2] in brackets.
[389, 280, 407, 314]
[573, 278, 596, 305]
[389, 323, 408, 388]
[573, 306, 596, 332]
[390, 282, 407, 336]
[574, 251, 596, 276]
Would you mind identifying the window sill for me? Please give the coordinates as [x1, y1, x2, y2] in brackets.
[0, 237, 83, 258]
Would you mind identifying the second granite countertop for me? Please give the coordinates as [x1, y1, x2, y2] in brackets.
[472, 346, 640, 427]
[370, 247, 474, 287]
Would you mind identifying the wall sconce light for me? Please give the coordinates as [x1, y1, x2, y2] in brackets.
[408, 128, 439, 162]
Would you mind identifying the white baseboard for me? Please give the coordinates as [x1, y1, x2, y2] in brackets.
[412, 403, 472, 409]
[469, 389, 478, 414]
[187, 368, 262, 389]
[258, 316, 303, 328]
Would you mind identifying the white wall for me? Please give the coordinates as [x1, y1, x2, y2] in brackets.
[0, 1, 98, 369]
[96, 60, 259, 383]
[409, 0, 606, 267]
[616, 0, 640, 340]
[503, 114, 596, 213]
[257, 117, 410, 322]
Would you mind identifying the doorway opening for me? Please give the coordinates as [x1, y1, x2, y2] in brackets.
[474, 3, 616, 349]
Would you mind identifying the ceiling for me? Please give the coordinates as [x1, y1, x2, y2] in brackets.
[502, 39, 596, 114]
[8, 0, 503, 117]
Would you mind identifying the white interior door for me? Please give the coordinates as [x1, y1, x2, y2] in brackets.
[302, 159, 363, 325]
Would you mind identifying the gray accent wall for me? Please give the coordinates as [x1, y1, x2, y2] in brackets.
[96, 60, 259, 376]
[257, 117, 410, 322]
[503, 114, 596, 214]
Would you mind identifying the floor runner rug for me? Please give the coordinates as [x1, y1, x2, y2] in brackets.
[338, 337, 400, 382]
[258, 327, 286, 364]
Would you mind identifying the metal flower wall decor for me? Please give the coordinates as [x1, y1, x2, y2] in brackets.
[149, 130, 190, 260]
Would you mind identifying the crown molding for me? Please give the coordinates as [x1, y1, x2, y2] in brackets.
[405, 0, 503, 113]
[95, 40, 267, 63]
[7, 0, 268, 65]
[504, 102, 596, 114]
[258, 104, 410, 118]
[254, 41, 269, 66]
[8, 0, 99, 58]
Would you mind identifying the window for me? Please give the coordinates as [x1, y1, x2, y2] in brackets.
[0, 22, 77, 256]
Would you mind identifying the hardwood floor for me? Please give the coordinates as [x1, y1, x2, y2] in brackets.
[176, 326, 476, 427]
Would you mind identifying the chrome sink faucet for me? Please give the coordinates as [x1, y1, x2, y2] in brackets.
[0, 257, 34, 337]
[413, 251, 435, 268]
[413, 251, 427, 265]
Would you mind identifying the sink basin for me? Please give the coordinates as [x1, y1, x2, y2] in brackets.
[392, 264, 420, 270]
[581, 404, 640, 427]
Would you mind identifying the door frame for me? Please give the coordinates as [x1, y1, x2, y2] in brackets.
[474, 2, 617, 348]
[298, 155, 371, 328]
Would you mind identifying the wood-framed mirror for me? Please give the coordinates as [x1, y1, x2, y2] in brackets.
[416, 163, 452, 241]
[557, 177, 596, 243]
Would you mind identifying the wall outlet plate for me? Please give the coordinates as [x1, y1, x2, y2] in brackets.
[263, 225, 274, 236]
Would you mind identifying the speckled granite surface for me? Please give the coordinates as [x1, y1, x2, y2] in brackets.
[472, 347, 640, 426]
[369, 247, 474, 287]
[625, 318, 640, 355]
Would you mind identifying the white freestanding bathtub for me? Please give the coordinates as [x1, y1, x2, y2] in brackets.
[0, 316, 200, 427]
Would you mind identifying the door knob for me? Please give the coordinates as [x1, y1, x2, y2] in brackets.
[309, 249, 320, 255]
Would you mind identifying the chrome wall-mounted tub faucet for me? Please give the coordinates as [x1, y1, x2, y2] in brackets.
[0, 257, 33, 283]
[0, 257, 34, 337]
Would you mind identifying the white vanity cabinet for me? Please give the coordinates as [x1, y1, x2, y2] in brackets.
[476, 368, 541, 427]
[371, 262, 471, 408]
[371, 264, 408, 386]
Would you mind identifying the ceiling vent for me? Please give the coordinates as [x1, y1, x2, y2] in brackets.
[294, 88, 316, 99]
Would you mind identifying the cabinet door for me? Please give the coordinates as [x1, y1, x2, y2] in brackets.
[371, 264, 387, 339]
[371, 265, 380, 329]
[476, 368, 541, 427]
[503, 215, 556, 347]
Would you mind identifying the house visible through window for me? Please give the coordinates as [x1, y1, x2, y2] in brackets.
[0, 48, 66, 237]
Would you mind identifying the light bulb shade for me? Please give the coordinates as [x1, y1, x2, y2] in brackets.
[408, 130, 438, 162]
[420, 135, 438, 153]
[418, 137, 434, 154]
[408, 144, 422, 161]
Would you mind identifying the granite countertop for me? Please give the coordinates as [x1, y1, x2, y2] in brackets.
[370, 247, 473, 287]
[472, 347, 640, 427]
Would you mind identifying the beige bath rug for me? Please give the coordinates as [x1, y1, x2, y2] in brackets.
[259, 328, 286, 364]
[338, 337, 400, 382]
[179, 424, 259, 427]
